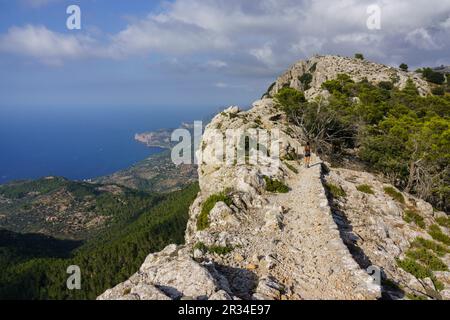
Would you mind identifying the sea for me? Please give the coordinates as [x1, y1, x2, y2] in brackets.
[0, 105, 213, 184]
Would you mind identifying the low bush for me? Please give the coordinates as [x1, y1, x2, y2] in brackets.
[194, 242, 234, 256]
[284, 162, 299, 174]
[405, 248, 448, 271]
[383, 186, 405, 204]
[403, 210, 425, 229]
[435, 216, 450, 228]
[197, 193, 232, 231]
[356, 184, 374, 195]
[325, 183, 346, 199]
[396, 257, 432, 279]
[411, 237, 449, 257]
[432, 86, 445, 96]
[428, 225, 450, 246]
[264, 176, 289, 193]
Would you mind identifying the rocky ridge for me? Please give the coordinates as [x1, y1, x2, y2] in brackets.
[264, 55, 431, 99]
[98, 56, 448, 300]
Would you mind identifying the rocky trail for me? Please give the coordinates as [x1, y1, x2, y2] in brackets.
[266, 157, 378, 299]
[216, 155, 379, 299]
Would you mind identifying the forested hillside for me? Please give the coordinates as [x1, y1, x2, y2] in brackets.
[0, 177, 163, 239]
[0, 183, 199, 300]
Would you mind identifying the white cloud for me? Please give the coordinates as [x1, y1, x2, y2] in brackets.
[1, 0, 450, 70]
[206, 60, 228, 68]
[290, 37, 327, 58]
[21, 0, 60, 8]
[405, 28, 441, 50]
[250, 43, 275, 66]
[441, 16, 450, 29]
[0, 25, 100, 65]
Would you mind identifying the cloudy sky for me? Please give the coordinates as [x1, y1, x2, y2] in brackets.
[0, 0, 449, 109]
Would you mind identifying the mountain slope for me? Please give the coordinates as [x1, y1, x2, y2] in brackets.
[99, 55, 449, 301]
[0, 183, 199, 300]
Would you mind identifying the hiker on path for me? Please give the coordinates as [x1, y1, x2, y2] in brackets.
[304, 142, 311, 168]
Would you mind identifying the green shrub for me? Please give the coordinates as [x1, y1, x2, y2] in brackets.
[436, 216, 450, 228]
[197, 193, 232, 231]
[405, 248, 448, 271]
[396, 257, 432, 279]
[193, 242, 233, 256]
[378, 81, 394, 90]
[264, 176, 289, 193]
[284, 162, 299, 174]
[325, 183, 346, 199]
[208, 245, 234, 255]
[193, 242, 208, 252]
[383, 187, 405, 204]
[432, 86, 445, 96]
[309, 62, 317, 73]
[403, 210, 425, 229]
[274, 87, 306, 113]
[355, 53, 364, 60]
[432, 276, 445, 291]
[356, 184, 374, 195]
[399, 63, 408, 72]
[406, 293, 427, 300]
[283, 150, 298, 161]
[411, 237, 449, 257]
[299, 73, 313, 90]
[428, 225, 450, 246]
[422, 68, 445, 85]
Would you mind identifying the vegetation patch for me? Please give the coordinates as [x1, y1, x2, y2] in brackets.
[197, 193, 232, 231]
[378, 81, 394, 91]
[411, 237, 449, 257]
[396, 257, 432, 279]
[436, 216, 450, 228]
[284, 162, 299, 174]
[194, 242, 234, 256]
[298, 73, 313, 90]
[383, 187, 405, 204]
[406, 293, 427, 300]
[325, 182, 346, 199]
[274, 87, 306, 113]
[356, 184, 374, 195]
[403, 210, 425, 229]
[428, 225, 450, 246]
[263, 176, 289, 193]
[405, 248, 448, 271]
[432, 277, 445, 291]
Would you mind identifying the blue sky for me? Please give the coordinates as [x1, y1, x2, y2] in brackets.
[0, 0, 449, 110]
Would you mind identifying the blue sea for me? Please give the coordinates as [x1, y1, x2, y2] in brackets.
[0, 105, 212, 184]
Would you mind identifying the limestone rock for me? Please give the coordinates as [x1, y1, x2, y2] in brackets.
[99, 56, 446, 301]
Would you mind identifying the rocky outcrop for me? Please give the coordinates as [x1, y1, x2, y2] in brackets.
[264, 55, 431, 99]
[324, 168, 450, 299]
[98, 55, 448, 300]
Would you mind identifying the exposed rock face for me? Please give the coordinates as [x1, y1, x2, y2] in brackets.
[98, 56, 448, 300]
[264, 55, 431, 99]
